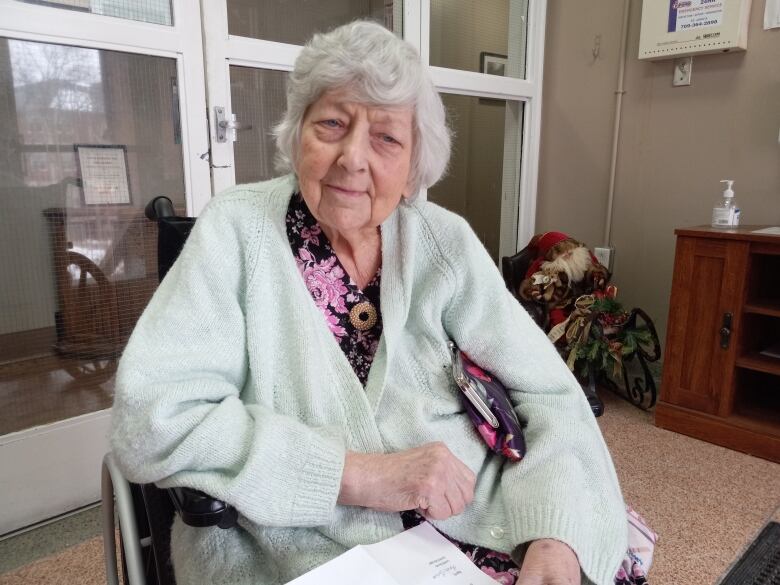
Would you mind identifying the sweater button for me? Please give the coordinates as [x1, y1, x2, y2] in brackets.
[490, 526, 504, 539]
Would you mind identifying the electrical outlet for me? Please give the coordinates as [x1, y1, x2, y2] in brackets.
[673, 57, 693, 86]
[594, 246, 614, 272]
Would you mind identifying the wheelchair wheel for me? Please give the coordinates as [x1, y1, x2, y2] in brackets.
[113, 482, 175, 585]
[116, 522, 166, 585]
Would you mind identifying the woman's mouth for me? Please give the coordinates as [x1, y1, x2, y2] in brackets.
[327, 184, 366, 197]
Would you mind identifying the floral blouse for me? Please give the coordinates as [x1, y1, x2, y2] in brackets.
[286, 193, 382, 386]
[285, 193, 650, 585]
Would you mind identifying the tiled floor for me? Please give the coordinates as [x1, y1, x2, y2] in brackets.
[0, 505, 102, 574]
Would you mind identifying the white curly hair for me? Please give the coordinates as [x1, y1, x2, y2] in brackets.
[274, 20, 451, 197]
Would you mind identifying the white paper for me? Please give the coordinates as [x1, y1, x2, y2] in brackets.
[287, 523, 499, 585]
[751, 227, 780, 235]
[77, 146, 130, 205]
[765, 0, 780, 29]
[287, 547, 398, 585]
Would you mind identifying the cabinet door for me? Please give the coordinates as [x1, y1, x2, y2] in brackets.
[661, 236, 749, 415]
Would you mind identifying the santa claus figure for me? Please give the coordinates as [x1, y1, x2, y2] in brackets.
[518, 231, 610, 329]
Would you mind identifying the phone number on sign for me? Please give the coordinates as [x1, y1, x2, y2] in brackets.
[679, 20, 720, 29]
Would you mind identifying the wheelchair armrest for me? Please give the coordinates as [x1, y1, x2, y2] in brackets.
[167, 487, 238, 529]
[145, 195, 176, 221]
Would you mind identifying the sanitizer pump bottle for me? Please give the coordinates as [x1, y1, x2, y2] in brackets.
[711, 180, 740, 228]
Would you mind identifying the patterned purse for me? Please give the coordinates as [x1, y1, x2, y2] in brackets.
[448, 341, 526, 462]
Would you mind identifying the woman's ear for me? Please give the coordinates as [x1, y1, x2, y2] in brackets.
[401, 180, 418, 200]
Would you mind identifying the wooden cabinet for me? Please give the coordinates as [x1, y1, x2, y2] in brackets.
[656, 226, 780, 462]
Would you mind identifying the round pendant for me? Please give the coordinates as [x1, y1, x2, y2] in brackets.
[349, 301, 377, 331]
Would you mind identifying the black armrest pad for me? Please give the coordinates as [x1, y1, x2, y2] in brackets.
[167, 487, 237, 529]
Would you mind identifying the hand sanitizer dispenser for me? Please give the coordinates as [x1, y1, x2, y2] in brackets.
[711, 180, 740, 228]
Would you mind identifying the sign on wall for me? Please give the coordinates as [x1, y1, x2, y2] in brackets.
[639, 0, 752, 60]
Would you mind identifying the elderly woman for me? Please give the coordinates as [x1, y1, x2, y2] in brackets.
[111, 21, 634, 585]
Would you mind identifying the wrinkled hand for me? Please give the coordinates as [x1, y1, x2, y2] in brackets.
[516, 539, 581, 585]
[338, 442, 476, 520]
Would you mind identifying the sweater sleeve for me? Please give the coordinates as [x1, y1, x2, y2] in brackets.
[439, 215, 627, 585]
[110, 194, 345, 528]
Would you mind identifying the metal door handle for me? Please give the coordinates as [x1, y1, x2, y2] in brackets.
[214, 107, 252, 143]
[218, 119, 252, 131]
[720, 312, 732, 349]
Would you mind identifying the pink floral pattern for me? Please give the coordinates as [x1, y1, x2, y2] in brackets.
[286, 194, 382, 384]
[479, 566, 519, 585]
[297, 249, 349, 337]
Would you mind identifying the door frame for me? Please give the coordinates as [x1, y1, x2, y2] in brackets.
[421, 0, 546, 256]
[0, 0, 209, 535]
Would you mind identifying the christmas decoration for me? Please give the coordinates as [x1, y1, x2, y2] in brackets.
[515, 232, 662, 410]
[519, 232, 610, 328]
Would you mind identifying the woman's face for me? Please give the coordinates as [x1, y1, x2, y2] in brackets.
[296, 88, 414, 237]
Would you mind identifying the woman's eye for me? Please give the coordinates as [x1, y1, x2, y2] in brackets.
[321, 119, 342, 128]
[380, 134, 399, 144]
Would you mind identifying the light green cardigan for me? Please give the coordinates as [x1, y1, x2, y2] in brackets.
[111, 175, 627, 585]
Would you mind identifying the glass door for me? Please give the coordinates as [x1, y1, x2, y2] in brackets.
[0, 0, 209, 535]
[201, 0, 544, 261]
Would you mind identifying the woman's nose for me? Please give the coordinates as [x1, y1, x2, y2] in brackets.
[337, 127, 369, 173]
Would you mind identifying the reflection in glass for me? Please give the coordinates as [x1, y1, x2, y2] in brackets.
[428, 94, 523, 262]
[227, 0, 402, 44]
[430, 0, 528, 79]
[230, 67, 288, 184]
[15, 0, 173, 25]
[0, 38, 184, 434]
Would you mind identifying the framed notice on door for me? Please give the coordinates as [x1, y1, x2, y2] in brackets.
[75, 144, 132, 205]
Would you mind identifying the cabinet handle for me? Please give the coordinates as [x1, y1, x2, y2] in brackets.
[719, 312, 733, 349]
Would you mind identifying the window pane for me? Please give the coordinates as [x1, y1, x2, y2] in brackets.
[430, 0, 528, 79]
[227, 0, 402, 44]
[14, 0, 173, 26]
[230, 67, 288, 184]
[428, 94, 524, 262]
[0, 38, 185, 434]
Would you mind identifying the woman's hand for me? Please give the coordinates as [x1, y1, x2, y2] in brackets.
[338, 442, 476, 520]
[516, 539, 581, 585]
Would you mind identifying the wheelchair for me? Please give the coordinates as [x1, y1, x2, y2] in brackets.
[102, 197, 236, 585]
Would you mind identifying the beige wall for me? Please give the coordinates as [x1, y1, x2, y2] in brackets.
[537, 0, 780, 344]
[536, 2, 625, 248]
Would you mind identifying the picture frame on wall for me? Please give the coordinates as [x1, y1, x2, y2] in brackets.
[74, 144, 131, 205]
[480, 52, 508, 77]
